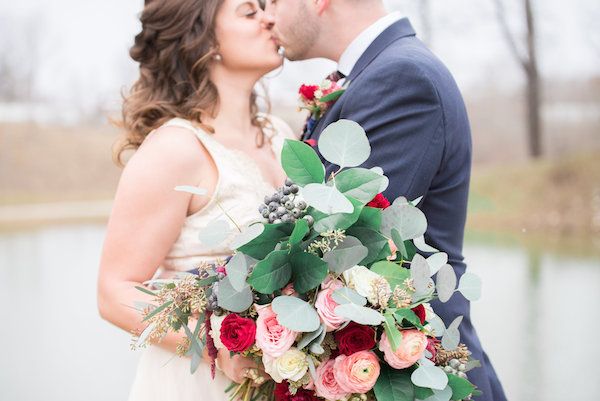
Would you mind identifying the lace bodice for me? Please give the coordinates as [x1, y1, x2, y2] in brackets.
[159, 116, 297, 271]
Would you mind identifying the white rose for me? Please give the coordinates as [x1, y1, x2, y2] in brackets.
[264, 348, 308, 383]
[343, 265, 383, 305]
[209, 313, 227, 350]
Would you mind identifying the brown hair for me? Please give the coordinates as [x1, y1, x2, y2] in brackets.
[114, 0, 267, 165]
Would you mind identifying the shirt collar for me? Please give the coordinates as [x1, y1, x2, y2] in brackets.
[337, 12, 403, 78]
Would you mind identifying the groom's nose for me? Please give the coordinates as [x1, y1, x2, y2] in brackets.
[260, 3, 275, 30]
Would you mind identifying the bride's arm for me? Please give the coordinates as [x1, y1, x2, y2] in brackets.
[97, 127, 206, 354]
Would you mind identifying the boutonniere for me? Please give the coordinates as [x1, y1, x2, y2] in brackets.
[298, 80, 346, 137]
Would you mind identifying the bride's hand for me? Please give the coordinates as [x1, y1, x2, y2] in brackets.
[216, 348, 260, 384]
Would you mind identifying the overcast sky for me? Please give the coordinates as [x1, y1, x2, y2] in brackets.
[1, 0, 598, 116]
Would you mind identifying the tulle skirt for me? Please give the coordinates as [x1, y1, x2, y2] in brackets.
[128, 346, 232, 401]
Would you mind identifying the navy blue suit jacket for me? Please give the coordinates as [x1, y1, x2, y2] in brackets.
[304, 18, 507, 401]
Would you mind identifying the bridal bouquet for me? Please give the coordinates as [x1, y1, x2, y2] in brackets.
[134, 120, 483, 401]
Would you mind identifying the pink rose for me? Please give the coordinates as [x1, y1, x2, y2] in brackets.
[333, 351, 380, 394]
[315, 279, 347, 331]
[314, 359, 350, 400]
[255, 306, 297, 358]
[379, 330, 428, 369]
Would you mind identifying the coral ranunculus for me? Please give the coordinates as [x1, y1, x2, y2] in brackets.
[333, 351, 380, 394]
[334, 322, 376, 356]
[379, 330, 428, 369]
[219, 313, 256, 352]
[299, 84, 319, 101]
[367, 193, 391, 209]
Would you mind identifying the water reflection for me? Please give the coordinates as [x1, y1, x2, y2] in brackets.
[0, 225, 598, 401]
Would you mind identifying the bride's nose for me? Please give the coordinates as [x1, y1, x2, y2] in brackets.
[260, 8, 275, 30]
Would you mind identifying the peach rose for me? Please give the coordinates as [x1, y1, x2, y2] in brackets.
[333, 351, 380, 394]
[315, 279, 347, 331]
[315, 359, 350, 400]
[379, 330, 427, 369]
[255, 305, 297, 358]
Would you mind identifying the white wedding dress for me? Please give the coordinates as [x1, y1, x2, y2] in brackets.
[127, 115, 296, 401]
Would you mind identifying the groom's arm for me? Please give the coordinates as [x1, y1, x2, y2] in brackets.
[335, 59, 446, 201]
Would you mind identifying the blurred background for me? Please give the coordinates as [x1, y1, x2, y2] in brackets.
[1, 0, 598, 400]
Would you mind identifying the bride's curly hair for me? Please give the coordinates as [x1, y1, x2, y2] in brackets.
[114, 0, 268, 165]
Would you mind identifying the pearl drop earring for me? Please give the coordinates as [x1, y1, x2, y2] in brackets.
[213, 54, 222, 61]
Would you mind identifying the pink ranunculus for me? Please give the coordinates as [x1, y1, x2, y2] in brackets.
[333, 351, 380, 394]
[255, 306, 298, 358]
[314, 279, 347, 331]
[379, 330, 428, 369]
[314, 359, 350, 400]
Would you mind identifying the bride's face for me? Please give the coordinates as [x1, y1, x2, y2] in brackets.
[214, 0, 282, 73]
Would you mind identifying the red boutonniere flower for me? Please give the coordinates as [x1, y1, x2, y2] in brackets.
[367, 193, 391, 209]
[298, 79, 345, 120]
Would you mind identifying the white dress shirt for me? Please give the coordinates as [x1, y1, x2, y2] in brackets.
[337, 12, 403, 84]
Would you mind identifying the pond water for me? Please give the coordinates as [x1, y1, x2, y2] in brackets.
[0, 224, 598, 401]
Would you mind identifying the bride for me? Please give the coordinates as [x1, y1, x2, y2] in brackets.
[96, 0, 295, 399]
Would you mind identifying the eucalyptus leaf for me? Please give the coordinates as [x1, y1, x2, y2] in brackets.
[281, 139, 325, 186]
[394, 308, 424, 329]
[411, 365, 449, 391]
[308, 325, 328, 354]
[142, 300, 173, 322]
[383, 313, 403, 352]
[391, 228, 409, 260]
[436, 264, 457, 303]
[411, 196, 424, 206]
[371, 260, 411, 289]
[307, 355, 318, 382]
[335, 168, 389, 203]
[272, 296, 320, 332]
[297, 324, 325, 350]
[447, 374, 476, 400]
[332, 287, 367, 306]
[247, 250, 292, 294]
[198, 219, 232, 247]
[411, 254, 431, 295]
[217, 277, 253, 313]
[226, 253, 250, 292]
[318, 119, 371, 168]
[334, 303, 385, 325]
[301, 183, 354, 215]
[354, 206, 382, 231]
[323, 236, 368, 274]
[421, 386, 453, 401]
[345, 227, 388, 265]
[174, 185, 208, 196]
[427, 253, 448, 276]
[381, 201, 428, 241]
[370, 166, 384, 176]
[374, 365, 415, 401]
[288, 219, 310, 245]
[290, 251, 328, 294]
[312, 197, 364, 233]
[414, 236, 439, 253]
[230, 223, 265, 250]
[427, 312, 446, 337]
[136, 322, 156, 347]
[458, 273, 482, 301]
[441, 316, 463, 350]
[236, 223, 295, 259]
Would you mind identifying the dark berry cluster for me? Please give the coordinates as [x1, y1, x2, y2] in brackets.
[258, 178, 314, 226]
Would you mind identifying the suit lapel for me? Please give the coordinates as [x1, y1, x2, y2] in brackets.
[307, 18, 417, 141]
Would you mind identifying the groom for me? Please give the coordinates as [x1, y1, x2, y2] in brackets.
[262, 1, 507, 400]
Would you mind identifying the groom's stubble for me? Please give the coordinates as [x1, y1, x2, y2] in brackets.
[275, 1, 320, 61]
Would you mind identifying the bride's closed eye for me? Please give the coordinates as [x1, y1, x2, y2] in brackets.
[236, 2, 258, 18]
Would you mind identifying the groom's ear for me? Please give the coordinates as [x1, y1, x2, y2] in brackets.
[314, 0, 331, 15]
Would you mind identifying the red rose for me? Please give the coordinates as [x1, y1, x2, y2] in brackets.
[426, 337, 439, 362]
[275, 382, 318, 401]
[367, 193, 390, 209]
[299, 84, 319, 101]
[219, 313, 256, 352]
[411, 304, 426, 325]
[334, 322, 376, 356]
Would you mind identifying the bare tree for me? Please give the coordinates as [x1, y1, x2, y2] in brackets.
[493, 0, 542, 158]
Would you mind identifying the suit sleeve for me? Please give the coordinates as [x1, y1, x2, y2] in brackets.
[335, 60, 446, 201]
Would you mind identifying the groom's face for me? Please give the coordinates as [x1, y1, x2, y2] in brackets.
[262, 0, 320, 61]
